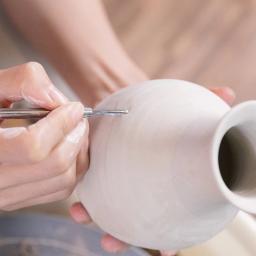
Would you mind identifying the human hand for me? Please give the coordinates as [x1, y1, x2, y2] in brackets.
[0, 62, 88, 211]
[2, 0, 147, 107]
[69, 86, 236, 256]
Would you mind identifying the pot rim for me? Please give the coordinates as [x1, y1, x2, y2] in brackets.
[212, 100, 256, 214]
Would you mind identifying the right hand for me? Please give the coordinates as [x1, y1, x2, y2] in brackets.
[0, 62, 88, 211]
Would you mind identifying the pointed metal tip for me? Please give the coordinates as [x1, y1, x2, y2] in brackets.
[94, 109, 129, 116]
[111, 109, 129, 115]
[84, 109, 129, 117]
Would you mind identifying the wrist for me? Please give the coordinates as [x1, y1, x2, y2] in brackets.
[65, 50, 147, 106]
[2, 0, 147, 106]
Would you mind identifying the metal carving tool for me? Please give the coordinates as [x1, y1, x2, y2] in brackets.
[0, 107, 128, 119]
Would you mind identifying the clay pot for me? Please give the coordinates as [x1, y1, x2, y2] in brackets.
[77, 79, 256, 251]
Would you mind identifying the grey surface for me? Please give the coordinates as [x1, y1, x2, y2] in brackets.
[0, 214, 149, 256]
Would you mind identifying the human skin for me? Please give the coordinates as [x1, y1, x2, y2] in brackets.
[0, 62, 88, 211]
[1, 0, 147, 107]
[2, 1, 236, 255]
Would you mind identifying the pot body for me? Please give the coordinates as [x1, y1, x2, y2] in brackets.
[77, 80, 252, 250]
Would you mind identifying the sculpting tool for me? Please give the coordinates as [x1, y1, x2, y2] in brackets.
[0, 108, 128, 119]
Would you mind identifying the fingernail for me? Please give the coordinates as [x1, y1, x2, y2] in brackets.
[67, 102, 84, 122]
[66, 121, 86, 144]
[70, 203, 91, 223]
[48, 86, 68, 105]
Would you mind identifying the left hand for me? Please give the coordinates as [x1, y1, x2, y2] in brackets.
[0, 63, 88, 211]
[69, 86, 236, 256]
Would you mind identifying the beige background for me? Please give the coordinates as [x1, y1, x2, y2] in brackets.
[104, 0, 256, 104]
[104, 1, 256, 255]
[0, 1, 256, 255]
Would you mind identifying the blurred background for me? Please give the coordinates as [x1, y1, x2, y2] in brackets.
[103, 0, 256, 103]
[103, 1, 256, 255]
[0, 0, 256, 255]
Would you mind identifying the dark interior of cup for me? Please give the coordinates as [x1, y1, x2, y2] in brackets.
[0, 214, 147, 256]
[218, 124, 256, 196]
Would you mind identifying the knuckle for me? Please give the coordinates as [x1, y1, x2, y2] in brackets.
[22, 62, 52, 87]
[23, 62, 43, 78]
[24, 61, 44, 74]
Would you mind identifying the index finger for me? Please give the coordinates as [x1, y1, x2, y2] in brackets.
[0, 62, 67, 108]
[0, 102, 85, 164]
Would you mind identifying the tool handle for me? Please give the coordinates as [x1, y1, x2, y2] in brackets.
[0, 108, 50, 119]
[0, 108, 94, 119]
[0, 108, 128, 119]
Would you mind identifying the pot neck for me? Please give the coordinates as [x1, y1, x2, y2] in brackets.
[212, 101, 256, 214]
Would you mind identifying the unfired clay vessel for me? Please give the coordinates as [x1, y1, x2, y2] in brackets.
[77, 79, 256, 251]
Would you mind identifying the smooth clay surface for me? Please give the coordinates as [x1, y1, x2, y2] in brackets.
[77, 79, 239, 251]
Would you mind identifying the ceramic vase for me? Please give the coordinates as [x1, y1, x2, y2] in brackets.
[77, 79, 256, 251]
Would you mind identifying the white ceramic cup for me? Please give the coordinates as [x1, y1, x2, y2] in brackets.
[77, 79, 256, 251]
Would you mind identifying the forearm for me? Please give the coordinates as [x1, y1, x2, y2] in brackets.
[2, 0, 147, 106]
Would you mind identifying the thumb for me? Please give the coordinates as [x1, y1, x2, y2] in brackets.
[208, 86, 236, 106]
[0, 62, 68, 109]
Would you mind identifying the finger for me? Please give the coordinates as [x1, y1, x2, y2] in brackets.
[0, 162, 77, 209]
[0, 102, 84, 164]
[209, 86, 235, 105]
[0, 100, 11, 124]
[76, 123, 89, 180]
[160, 250, 177, 256]
[2, 188, 73, 211]
[0, 121, 86, 190]
[69, 202, 92, 224]
[0, 122, 85, 209]
[101, 234, 128, 253]
[0, 62, 67, 108]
